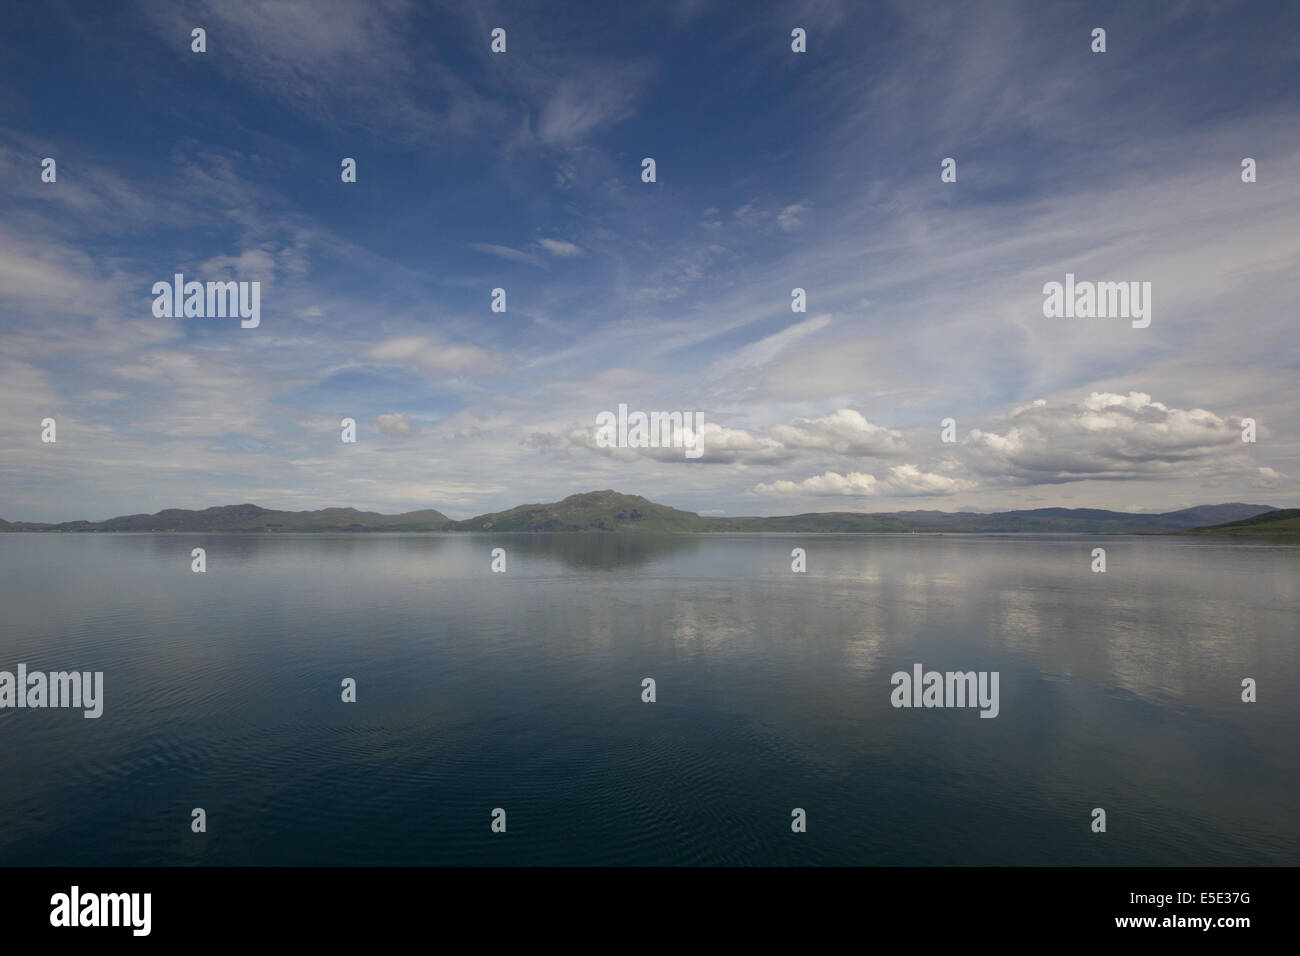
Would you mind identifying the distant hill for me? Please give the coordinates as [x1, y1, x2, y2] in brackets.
[704, 503, 1279, 534]
[0, 493, 1279, 534]
[0, 503, 450, 533]
[1179, 508, 1300, 536]
[698, 511, 912, 532]
[447, 490, 701, 532]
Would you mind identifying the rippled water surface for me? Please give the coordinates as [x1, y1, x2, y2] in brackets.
[1, 532, 1296, 865]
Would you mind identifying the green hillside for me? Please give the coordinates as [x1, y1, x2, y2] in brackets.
[1181, 509, 1300, 536]
[446, 490, 701, 532]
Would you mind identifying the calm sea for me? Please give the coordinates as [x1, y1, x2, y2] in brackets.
[1, 532, 1296, 865]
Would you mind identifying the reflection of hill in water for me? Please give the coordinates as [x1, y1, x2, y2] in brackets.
[138, 530, 455, 564]
[500, 532, 700, 570]
[129, 530, 689, 571]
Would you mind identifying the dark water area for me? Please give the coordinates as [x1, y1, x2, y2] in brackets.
[1, 532, 1296, 865]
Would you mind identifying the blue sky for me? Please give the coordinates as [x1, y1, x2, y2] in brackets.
[1, 0, 1297, 520]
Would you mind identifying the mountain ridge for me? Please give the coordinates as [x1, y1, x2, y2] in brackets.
[0, 503, 451, 533]
[0, 492, 1281, 534]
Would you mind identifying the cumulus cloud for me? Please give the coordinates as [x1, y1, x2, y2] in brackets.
[752, 465, 974, 497]
[524, 431, 570, 457]
[1250, 466, 1289, 488]
[567, 407, 910, 466]
[559, 391, 1277, 501]
[963, 392, 1258, 485]
[565, 419, 792, 464]
[769, 408, 905, 457]
[685, 422, 790, 464]
[375, 412, 412, 437]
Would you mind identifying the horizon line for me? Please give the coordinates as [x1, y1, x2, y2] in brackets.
[0, 492, 1281, 527]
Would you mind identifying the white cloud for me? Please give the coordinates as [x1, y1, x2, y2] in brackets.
[777, 202, 809, 231]
[466, 243, 542, 267]
[537, 238, 583, 258]
[1250, 466, 1288, 488]
[375, 412, 413, 437]
[769, 408, 905, 457]
[142, 0, 501, 139]
[536, 62, 653, 144]
[197, 247, 278, 279]
[963, 392, 1256, 484]
[568, 408, 905, 466]
[752, 466, 973, 497]
[366, 336, 502, 375]
[710, 314, 833, 380]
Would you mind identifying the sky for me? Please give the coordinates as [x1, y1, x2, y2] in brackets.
[1, 0, 1297, 521]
